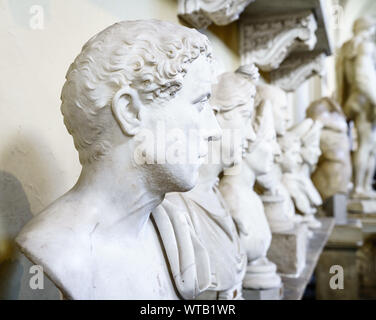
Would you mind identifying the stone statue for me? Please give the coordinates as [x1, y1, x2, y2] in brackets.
[337, 16, 376, 201]
[281, 119, 323, 229]
[15, 20, 221, 300]
[254, 84, 296, 232]
[153, 68, 259, 300]
[219, 89, 282, 290]
[307, 97, 352, 201]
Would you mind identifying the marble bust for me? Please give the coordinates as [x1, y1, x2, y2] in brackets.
[15, 20, 221, 300]
[257, 84, 292, 137]
[281, 119, 323, 229]
[155, 67, 259, 300]
[255, 84, 295, 232]
[220, 88, 282, 290]
[338, 16, 376, 200]
[307, 97, 352, 200]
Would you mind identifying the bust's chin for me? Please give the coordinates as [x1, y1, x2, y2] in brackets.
[180, 171, 200, 192]
[162, 166, 200, 193]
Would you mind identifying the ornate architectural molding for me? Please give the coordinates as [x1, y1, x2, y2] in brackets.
[269, 51, 326, 92]
[178, 0, 254, 29]
[239, 11, 318, 72]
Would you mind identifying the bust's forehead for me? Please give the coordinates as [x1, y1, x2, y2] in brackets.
[186, 55, 214, 89]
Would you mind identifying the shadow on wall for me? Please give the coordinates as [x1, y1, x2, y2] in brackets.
[0, 171, 60, 300]
[0, 130, 70, 299]
[0, 172, 61, 300]
[0, 132, 68, 300]
[0, 131, 73, 216]
[207, 22, 239, 57]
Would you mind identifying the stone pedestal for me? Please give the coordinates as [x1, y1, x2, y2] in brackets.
[243, 285, 283, 300]
[243, 257, 282, 290]
[327, 219, 363, 248]
[348, 212, 376, 234]
[267, 223, 308, 277]
[347, 198, 376, 214]
[323, 194, 348, 225]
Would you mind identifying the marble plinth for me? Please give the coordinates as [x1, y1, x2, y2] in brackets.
[243, 258, 282, 290]
[243, 285, 283, 300]
[327, 219, 363, 248]
[267, 223, 308, 277]
[347, 198, 376, 214]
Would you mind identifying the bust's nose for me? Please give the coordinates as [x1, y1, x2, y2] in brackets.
[202, 106, 222, 142]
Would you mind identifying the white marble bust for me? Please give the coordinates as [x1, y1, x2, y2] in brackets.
[254, 84, 295, 232]
[307, 97, 352, 200]
[15, 20, 221, 300]
[220, 90, 282, 290]
[338, 16, 376, 200]
[257, 84, 292, 137]
[281, 119, 323, 229]
[155, 67, 259, 300]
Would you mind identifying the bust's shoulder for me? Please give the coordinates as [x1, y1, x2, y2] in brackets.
[341, 38, 375, 59]
[16, 195, 83, 249]
[16, 196, 91, 299]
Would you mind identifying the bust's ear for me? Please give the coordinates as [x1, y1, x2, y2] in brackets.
[112, 87, 142, 136]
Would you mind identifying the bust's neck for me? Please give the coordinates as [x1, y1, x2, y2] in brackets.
[242, 162, 256, 187]
[72, 151, 163, 237]
[220, 162, 257, 193]
[195, 163, 223, 191]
